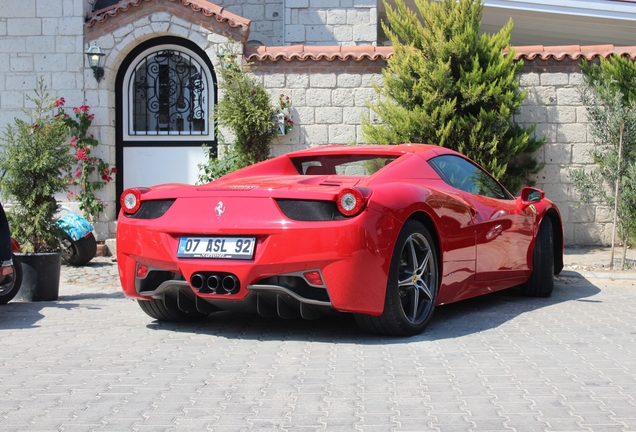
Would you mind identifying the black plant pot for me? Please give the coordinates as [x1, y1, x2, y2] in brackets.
[16, 252, 61, 302]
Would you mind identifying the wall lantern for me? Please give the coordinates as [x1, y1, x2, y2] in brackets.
[85, 42, 106, 83]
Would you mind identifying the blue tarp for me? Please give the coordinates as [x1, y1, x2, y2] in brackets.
[56, 213, 94, 241]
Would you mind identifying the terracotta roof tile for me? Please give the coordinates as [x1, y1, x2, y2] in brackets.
[248, 44, 636, 63]
[303, 45, 340, 53]
[86, 0, 250, 32]
[508, 44, 636, 61]
[244, 45, 394, 62]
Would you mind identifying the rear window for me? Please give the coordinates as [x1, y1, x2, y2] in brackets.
[291, 155, 398, 176]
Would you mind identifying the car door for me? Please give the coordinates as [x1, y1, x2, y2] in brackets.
[428, 155, 534, 281]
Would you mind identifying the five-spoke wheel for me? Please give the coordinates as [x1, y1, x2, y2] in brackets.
[355, 220, 439, 336]
[396, 230, 436, 326]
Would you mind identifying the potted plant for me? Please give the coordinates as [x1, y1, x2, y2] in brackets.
[0, 78, 74, 301]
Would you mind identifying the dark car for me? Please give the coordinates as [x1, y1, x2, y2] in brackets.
[0, 203, 22, 305]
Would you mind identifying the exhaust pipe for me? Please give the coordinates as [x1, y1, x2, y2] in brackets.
[222, 275, 240, 294]
[191, 273, 205, 290]
[207, 275, 221, 292]
[190, 272, 240, 294]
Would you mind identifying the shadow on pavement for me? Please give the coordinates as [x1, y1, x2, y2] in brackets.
[0, 302, 46, 329]
[144, 275, 601, 343]
[419, 274, 600, 341]
[61, 261, 114, 270]
[0, 292, 125, 329]
[58, 292, 125, 301]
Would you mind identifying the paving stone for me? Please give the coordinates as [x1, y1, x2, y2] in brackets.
[0, 256, 636, 429]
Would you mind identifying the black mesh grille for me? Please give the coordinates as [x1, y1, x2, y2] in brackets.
[275, 199, 349, 221]
[125, 199, 176, 219]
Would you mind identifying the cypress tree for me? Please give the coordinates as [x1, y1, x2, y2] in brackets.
[363, 0, 543, 192]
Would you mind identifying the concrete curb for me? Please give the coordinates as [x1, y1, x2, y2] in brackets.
[560, 269, 636, 280]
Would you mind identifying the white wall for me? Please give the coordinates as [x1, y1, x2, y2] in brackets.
[0, 0, 86, 128]
[285, 0, 377, 46]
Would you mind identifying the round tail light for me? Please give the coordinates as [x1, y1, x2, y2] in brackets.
[336, 188, 366, 217]
[120, 188, 147, 215]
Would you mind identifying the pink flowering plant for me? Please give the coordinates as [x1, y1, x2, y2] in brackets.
[279, 94, 291, 110]
[56, 102, 116, 221]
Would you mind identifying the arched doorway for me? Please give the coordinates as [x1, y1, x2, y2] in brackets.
[115, 36, 217, 208]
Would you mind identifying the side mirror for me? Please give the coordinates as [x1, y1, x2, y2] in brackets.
[520, 187, 544, 204]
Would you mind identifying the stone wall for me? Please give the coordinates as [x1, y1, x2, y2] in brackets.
[285, 0, 377, 46]
[88, 0, 378, 47]
[0, 0, 86, 129]
[515, 58, 611, 245]
[214, 0, 284, 46]
[251, 55, 384, 156]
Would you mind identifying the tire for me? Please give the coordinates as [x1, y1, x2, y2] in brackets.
[61, 232, 97, 266]
[521, 217, 554, 297]
[137, 298, 210, 322]
[355, 220, 439, 336]
[0, 254, 23, 305]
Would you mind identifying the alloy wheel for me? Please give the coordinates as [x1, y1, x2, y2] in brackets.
[396, 232, 435, 324]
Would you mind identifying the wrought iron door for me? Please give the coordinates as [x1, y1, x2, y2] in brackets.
[129, 49, 209, 136]
[116, 37, 217, 212]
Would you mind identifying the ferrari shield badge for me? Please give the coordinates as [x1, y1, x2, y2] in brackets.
[528, 204, 537, 215]
[214, 201, 225, 218]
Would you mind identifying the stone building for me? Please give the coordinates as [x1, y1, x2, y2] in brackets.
[1, 0, 635, 245]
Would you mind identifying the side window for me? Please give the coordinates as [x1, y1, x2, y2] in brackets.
[429, 155, 511, 200]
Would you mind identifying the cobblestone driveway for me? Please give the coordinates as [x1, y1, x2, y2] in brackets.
[0, 258, 635, 431]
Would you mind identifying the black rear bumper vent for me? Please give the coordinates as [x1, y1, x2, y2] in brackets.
[124, 199, 175, 219]
[275, 199, 349, 221]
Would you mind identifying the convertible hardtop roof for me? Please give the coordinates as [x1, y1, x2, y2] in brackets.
[288, 143, 445, 158]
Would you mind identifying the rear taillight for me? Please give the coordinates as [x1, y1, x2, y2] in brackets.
[336, 188, 366, 217]
[136, 263, 149, 278]
[120, 188, 149, 215]
[303, 270, 324, 286]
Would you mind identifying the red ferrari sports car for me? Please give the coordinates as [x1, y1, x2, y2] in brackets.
[117, 144, 563, 336]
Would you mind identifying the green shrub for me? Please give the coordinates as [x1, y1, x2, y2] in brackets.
[217, 51, 277, 169]
[363, 0, 543, 192]
[198, 49, 279, 183]
[198, 144, 240, 184]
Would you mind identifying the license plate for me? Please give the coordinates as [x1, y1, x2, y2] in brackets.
[177, 237, 256, 259]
